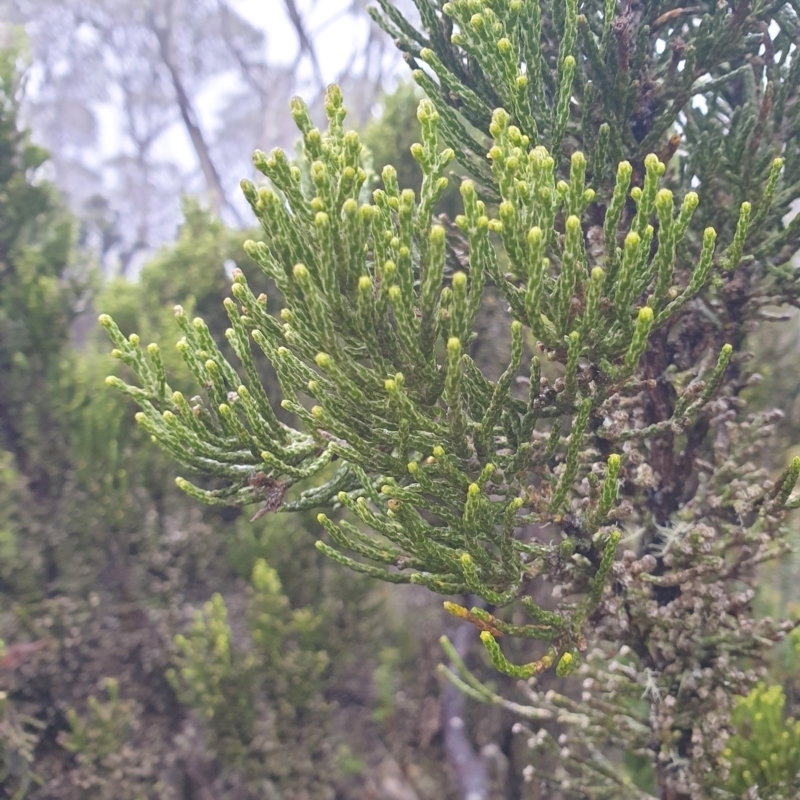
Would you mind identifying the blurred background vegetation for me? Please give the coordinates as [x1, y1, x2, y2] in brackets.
[0, 2, 798, 798]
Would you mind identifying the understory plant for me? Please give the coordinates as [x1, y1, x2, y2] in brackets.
[165, 560, 332, 796]
[101, 0, 800, 797]
[0, 40, 445, 799]
[724, 683, 800, 797]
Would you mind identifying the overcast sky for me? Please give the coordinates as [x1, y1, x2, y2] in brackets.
[232, 0, 364, 86]
[89, 1, 381, 177]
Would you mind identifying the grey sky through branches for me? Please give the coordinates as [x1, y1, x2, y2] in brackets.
[5, 0, 410, 273]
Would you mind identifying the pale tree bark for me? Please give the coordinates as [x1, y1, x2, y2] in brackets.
[12, 0, 403, 259]
[442, 608, 489, 800]
[149, 0, 242, 224]
[282, 0, 324, 88]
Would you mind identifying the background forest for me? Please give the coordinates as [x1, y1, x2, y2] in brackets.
[0, 0, 799, 799]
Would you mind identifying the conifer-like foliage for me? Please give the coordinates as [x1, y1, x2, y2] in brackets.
[0, 45, 76, 492]
[724, 683, 800, 797]
[165, 561, 331, 795]
[102, 0, 800, 796]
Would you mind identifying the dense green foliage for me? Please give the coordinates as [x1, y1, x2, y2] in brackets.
[165, 563, 332, 797]
[1, 0, 800, 796]
[0, 52, 471, 797]
[0, 43, 76, 525]
[724, 683, 800, 797]
[100, 0, 800, 798]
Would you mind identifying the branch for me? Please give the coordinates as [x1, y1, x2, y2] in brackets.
[149, 7, 242, 224]
[441, 608, 489, 800]
[283, 0, 325, 88]
[217, 0, 268, 102]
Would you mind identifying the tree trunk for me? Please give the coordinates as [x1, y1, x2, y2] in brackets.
[441, 620, 489, 800]
[150, 8, 241, 224]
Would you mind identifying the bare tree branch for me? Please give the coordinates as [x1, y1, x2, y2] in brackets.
[282, 0, 325, 88]
[149, 3, 242, 223]
[441, 612, 489, 800]
[217, 0, 267, 101]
